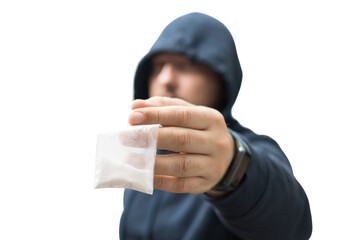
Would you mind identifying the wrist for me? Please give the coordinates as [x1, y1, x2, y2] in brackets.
[211, 129, 251, 192]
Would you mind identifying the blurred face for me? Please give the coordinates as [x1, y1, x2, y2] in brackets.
[149, 53, 224, 108]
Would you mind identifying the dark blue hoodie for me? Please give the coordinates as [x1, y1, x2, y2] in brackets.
[120, 12, 312, 240]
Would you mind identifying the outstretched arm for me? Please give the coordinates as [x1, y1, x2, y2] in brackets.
[128, 96, 312, 239]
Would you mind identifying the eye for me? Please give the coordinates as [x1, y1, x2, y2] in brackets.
[151, 61, 165, 75]
[175, 62, 188, 71]
[177, 61, 202, 74]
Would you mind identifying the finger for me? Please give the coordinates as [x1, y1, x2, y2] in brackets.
[118, 125, 160, 148]
[154, 153, 209, 177]
[129, 105, 219, 129]
[131, 99, 153, 110]
[132, 97, 194, 110]
[147, 97, 194, 107]
[157, 127, 209, 153]
[154, 175, 205, 194]
[124, 152, 154, 170]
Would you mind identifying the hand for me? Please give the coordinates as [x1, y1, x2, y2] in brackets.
[128, 96, 235, 196]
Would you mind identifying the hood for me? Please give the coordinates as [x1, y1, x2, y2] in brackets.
[133, 12, 243, 125]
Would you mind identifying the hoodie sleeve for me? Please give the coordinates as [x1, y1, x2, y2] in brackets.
[201, 131, 312, 240]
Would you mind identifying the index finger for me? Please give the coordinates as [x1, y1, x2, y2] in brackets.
[132, 97, 193, 110]
[128, 105, 219, 130]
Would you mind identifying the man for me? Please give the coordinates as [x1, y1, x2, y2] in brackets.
[120, 12, 312, 239]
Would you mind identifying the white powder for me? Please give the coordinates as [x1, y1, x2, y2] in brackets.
[94, 157, 153, 194]
[94, 124, 161, 195]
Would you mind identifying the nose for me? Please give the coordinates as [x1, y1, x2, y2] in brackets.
[157, 63, 176, 85]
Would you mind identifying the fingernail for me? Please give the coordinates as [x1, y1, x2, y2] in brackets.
[129, 112, 144, 124]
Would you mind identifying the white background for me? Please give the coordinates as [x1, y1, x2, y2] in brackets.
[1, 1, 359, 239]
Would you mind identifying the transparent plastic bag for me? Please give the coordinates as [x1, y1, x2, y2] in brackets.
[94, 124, 161, 194]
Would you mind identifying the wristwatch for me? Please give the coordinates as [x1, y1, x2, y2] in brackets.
[211, 128, 251, 191]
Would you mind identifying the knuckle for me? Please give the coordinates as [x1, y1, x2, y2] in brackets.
[213, 111, 225, 124]
[175, 178, 187, 192]
[154, 176, 164, 188]
[175, 108, 192, 124]
[150, 96, 161, 102]
[178, 154, 192, 175]
[149, 96, 164, 106]
[158, 97, 167, 105]
[154, 109, 161, 123]
[171, 129, 191, 150]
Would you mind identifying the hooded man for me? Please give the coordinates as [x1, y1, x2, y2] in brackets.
[120, 12, 312, 239]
